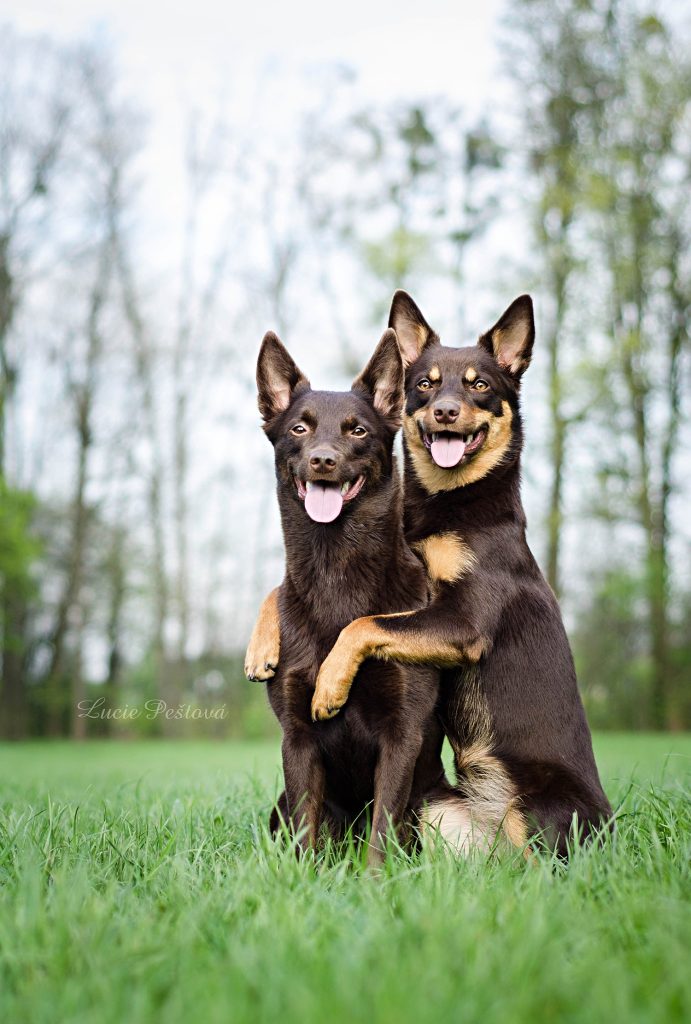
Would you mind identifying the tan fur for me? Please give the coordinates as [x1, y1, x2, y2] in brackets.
[456, 741, 528, 847]
[420, 791, 527, 856]
[413, 532, 476, 584]
[403, 400, 514, 494]
[310, 613, 482, 721]
[502, 805, 529, 849]
[398, 321, 431, 367]
[464, 367, 478, 382]
[244, 588, 280, 680]
[421, 799, 491, 854]
[492, 324, 531, 376]
[428, 365, 441, 382]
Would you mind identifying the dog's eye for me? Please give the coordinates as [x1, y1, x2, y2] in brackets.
[417, 378, 432, 391]
[351, 425, 367, 437]
[290, 423, 308, 435]
[473, 379, 489, 392]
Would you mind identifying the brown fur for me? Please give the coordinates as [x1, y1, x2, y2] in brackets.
[253, 328, 458, 865]
[248, 292, 612, 857]
[313, 291, 612, 855]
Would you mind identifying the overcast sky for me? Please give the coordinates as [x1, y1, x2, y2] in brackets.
[10, 0, 507, 241]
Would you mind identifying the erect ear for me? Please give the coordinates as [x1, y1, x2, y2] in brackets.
[388, 290, 439, 368]
[256, 331, 310, 422]
[478, 295, 535, 381]
[351, 328, 404, 428]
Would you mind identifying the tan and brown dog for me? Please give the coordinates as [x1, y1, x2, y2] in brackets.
[247, 292, 611, 856]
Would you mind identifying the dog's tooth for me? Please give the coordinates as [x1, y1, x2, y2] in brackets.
[305, 481, 315, 491]
[341, 482, 350, 495]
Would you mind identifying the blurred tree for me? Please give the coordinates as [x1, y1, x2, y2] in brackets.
[299, 98, 503, 372]
[506, 1, 690, 728]
[0, 29, 72, 471]
[0, 480, 39, 738]
[505, 0, 611, 597]
[0, 30, 75, 734]
[590, 8, 691, 728]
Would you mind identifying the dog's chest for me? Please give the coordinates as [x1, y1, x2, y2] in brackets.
[412, 531, 476, 590]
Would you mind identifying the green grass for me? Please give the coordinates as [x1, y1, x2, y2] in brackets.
[0, 735, 689, 1024]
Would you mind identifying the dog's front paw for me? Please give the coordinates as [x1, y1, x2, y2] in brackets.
[245, 658, 277, 682]
[245, 590, 281, 682]
[311, 658, 353, 721]
[244, 638, 279, 682]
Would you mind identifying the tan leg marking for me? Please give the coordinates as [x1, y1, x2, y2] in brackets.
[244, 587, 280, 681]
[403, 401, 514, 494]
[310, 614, 486, 721]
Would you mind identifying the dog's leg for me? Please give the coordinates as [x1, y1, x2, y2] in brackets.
[367, 733, 422, 868]
[311, 606, 488, 721]
[281, 729, 325, 854]
[269, 789, 289, 834]
[245, 587, 281, 681]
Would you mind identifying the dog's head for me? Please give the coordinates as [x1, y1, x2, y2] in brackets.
[256, 328, 403, 524]
[389, 290, 535, 494]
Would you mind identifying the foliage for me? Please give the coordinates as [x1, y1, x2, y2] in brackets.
[0, 477, 39, 602]
[0, 5, 689, 735]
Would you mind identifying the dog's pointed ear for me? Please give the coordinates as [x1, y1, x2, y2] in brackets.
[352, 328, 404, 428]
[256, 331, 310, 421]
[478, 295, 535, 381]
[388, 290, 439, 368]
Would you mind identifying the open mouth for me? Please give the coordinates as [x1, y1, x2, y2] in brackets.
[295, 475, 365, 523]
[418, 425, 488, 468]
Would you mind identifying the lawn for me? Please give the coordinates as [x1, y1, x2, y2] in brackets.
[0, 734, 688, 1024]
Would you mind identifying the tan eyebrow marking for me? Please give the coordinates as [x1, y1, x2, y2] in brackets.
[465, 367, 478, 383]
[429, 365, 441, 382]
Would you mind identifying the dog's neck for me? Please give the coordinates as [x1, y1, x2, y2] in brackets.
[277, 471, 414, 627]
[403, 446, 527, 541]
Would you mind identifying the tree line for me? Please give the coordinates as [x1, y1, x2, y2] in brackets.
[0, 0, 689, 738]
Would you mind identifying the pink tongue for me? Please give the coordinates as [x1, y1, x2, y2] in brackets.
[304, 484, 344, 523]
[430, 436, 466, 468]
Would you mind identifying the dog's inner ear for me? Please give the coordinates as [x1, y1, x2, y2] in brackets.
[352, 328, 404, 427]
[478, 295, 535, 380]
[388, 290, 439, 368]
[256, 331, 310, 421]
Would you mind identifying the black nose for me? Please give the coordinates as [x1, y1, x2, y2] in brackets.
[433, 401, 460, 424]
[309, 448, 337, 472]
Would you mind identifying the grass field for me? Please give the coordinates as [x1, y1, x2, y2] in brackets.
[0, 735, 689, 1024]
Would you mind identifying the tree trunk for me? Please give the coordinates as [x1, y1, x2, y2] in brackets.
[44, 252, 108, 734]
[0, 594, 28, 739]
[542, 220, 571, 599]
[112, 234, 169, 694]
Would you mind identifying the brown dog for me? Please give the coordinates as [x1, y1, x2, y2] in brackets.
[250, 327, 457, 865]
[248, 293, 612, 856]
